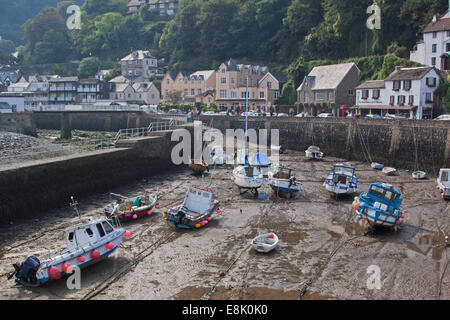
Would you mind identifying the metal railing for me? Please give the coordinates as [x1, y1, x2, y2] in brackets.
[1, 119, 186, 166]
[114, 119, 185, 142]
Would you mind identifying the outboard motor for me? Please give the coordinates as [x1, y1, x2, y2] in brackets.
[10, 256, 41, 286]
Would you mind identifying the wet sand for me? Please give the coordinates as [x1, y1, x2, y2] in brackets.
[0, 150, 448, 300]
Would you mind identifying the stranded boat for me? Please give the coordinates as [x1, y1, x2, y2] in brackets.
[305, 146, 324, 160]
[7, 200, 129, 287]
[189, 159, 209, 175]
[371, 162, 384, 170]
[268, 167, 303, 197]
[353, 183, 404, 229]
[382, 167, 397, 176]
[164, 186, 221, 229]
[252, 233, 279, 253]
[232, 164, 265, 193]
[104, 190, 158, 222]
[324, 164, 358, 196]
[437, 169, 450, 200]
[412, 171, 426, 180]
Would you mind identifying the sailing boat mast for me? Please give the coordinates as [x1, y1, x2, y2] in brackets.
[240, 76, 249, 163]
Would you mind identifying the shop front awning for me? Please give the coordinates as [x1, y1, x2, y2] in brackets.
[351, 105, 417, 110]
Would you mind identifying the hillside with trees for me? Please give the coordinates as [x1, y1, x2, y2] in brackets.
[2, 0, 449, 109]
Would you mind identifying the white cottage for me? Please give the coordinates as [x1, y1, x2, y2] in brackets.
[410, 7, 450, 70]
[355, 66, 442, 119]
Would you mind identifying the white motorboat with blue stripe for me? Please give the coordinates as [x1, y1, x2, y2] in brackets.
[268, 167, 303, 196]
[324, 164, 358, 196]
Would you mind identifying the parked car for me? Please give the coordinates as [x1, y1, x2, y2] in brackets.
[365, 114, 382, 119]
[203, 111, 216, 115]
[295, 112, 313, 118]
[317, 113, 334, 118]
[168, 109, 184, 114]
[435, 114, 450, 121]
[384, 113, 407, 120]
[218, 111, 228, 116]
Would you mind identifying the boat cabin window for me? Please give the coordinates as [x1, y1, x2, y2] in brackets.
[441, 171, 449, 182]
[96, 223, 106, 238]
[337, 175, 347, 184]
[369, 186, 398, 202]
[245, 167, 254, 176]
[86, 228, 94, 237]
[102, 221, 114, 234]
[203, 192, 211, 199]
[68, 232, 74, 241]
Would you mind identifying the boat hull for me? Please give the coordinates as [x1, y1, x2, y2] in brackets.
[252, 234, 279, 253]
[269, 179, 302, 195]
[325, 183, 358, 195]
[189, 161, 208, 175]
[21, 229, 125, 287]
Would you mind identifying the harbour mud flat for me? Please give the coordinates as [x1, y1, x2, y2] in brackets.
[0, 150, 448, 300]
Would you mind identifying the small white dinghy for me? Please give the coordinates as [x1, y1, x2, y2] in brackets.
[252, 233, 279, 253]
[382, 167, 397, 176]
[412, 171, 426, 180]
[305, 146, 324, 160]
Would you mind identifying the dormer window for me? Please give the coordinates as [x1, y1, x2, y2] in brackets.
[426, 77, 437, 87]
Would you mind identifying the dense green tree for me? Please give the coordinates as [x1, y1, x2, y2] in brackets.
[22, 7, 74, 64]
[77, 57, 101, 78]
[278, 80, 297, 105]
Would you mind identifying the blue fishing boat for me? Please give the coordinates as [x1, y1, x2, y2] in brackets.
[371, 162, 384, 170]
[353, 183, 405, 229]
[324, 164, 358, 196]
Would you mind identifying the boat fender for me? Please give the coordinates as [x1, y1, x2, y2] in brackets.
[49, 267, 61, 280]
[132, 214, 138, 220]
[216, 209, 221, 214]
[207, 217, 212, 222]
[195, 224, 201, 229]
[77, 256, 86, 263]
[147, 211, 152, 216]
[62, 262, 72, 274]
[91, 250, 100, 260]
[162, 213, 167, 219]
[106, 242, 114, 250]
[125, 230, 132, 238]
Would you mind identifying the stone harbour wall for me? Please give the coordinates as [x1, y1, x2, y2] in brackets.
[0, 126, 193, 225]
[198, 116, 450, 174]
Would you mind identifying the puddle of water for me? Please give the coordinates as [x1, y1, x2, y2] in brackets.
[303, 290, 334, 300]
[406, 232, 446, 261]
